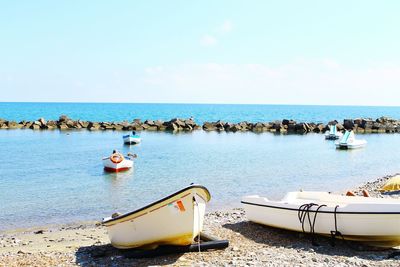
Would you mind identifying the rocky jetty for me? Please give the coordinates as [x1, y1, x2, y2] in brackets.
[0, 115, 199, 132]
[202, 116, 400, 134]
[1, 115, 400, 134]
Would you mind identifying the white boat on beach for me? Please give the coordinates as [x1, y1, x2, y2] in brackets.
[102, 151, 136, 172]
[123, 133, 141, 144]
[242, 191, 400, 247]
[325, 125, 342, 140]
[335, 130, 367, 149]
[102, 185, 211, 249]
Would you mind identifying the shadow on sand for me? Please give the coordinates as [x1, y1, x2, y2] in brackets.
[75, 244, 184, 266]
[223, 221, 400, 261]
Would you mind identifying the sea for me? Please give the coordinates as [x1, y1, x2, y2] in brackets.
[1, 102, 400, 230]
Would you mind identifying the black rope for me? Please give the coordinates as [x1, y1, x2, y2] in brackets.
[297, 203, 326, 246]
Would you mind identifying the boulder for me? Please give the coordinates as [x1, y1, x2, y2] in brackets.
[282, 119, 296, 126]
[133, 119, 141, 124]
[203, 122, 216, 131]
[58, 115, 70, 123]
[7, 121, 19, 129]
[30, 124, 40, 130]
[166, 123, 179, 131]
[295, 123, 308, 133]
[59, 124, 69, 130]
[343, 119, 354, 130]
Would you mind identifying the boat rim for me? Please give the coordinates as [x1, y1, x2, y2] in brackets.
[102, 184, 211, 224]
[241, 201, 400, 215]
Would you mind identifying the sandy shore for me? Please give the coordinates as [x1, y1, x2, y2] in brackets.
[1, 175, 400, 266]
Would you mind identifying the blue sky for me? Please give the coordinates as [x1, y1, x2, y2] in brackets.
[1, 1, 400, 105]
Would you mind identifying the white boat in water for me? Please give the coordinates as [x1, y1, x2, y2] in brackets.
[242, 191, 400, 247]
[335, 130, 367, 149]
[123, 133, 141, 144]
[102, 185, 211, 249]
[325, 125, 342, 140]
[102, 151, 136, 172]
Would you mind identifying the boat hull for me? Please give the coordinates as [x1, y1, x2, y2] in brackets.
[102, 185, 211, 249]
[123, 135, 141, 144]
[242, 193, 400, 247]
[335, 141, 367, 149]
[102, 158, 133, 172]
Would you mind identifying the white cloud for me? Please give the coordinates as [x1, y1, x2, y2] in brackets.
[218, 20, 233, 33]
[200, 34, 217, 46]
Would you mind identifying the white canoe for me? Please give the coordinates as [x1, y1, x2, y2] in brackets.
[102, 185, 211, 249]
[242, 191, 400, 247]
[102, 152, 135, 172]
[123, 134, 141, 144]
[335, 130, 366, 149]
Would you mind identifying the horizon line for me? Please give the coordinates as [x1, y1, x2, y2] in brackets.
[1, 101, 400, 108]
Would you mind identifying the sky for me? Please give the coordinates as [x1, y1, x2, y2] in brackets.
[0, 1, 400, 105]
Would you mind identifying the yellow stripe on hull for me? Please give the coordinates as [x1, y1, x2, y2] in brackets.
[111, 233, 194, 249]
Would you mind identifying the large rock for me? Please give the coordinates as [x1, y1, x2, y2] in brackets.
[59, 124, 69, 130]
[343, 119, 354, 130]
[166, 123, 179, 131]
[203, 122, 216, 131]
[58, 115, 70, 123]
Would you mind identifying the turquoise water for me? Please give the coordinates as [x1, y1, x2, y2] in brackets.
[1, 102, 400, 123]
[1, 128, 400, 230]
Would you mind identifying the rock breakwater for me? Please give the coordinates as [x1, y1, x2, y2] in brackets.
[1, 115, 400, 134]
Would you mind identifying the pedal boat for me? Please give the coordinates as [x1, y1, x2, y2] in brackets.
[102, 152, 136, 172]
[242, 191, 400, 247]
[325, 125, 342, 140]
[102, 185, 211, 249]
[123, 134, 141, 145]
[335, 130, 367, 149]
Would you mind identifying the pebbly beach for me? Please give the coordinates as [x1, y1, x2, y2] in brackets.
[1, 174, 399, 267]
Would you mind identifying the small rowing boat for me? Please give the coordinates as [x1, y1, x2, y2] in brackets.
[102, 151, 136, 172]
[335, 130, 367, 149]
[242, 191, 400, 247]
[123, 131, 141, 144]
[102, 185, 211, 249]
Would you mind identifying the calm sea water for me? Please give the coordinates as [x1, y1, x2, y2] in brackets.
[1, 103, 400, 230]
[1, 128, 400, 230]
[1, 102, 400, 123]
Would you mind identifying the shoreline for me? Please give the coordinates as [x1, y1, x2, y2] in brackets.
[1, 174, 399, 266]
[1, 115, 400, 134]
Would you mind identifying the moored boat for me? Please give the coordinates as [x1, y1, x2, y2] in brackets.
[123, 131, 141, 144]
[325, 125, 342, 140]
[102, 185, 211, 249]
[102, 151, 136, 172]
[242, 191, 400, 247]
[335, 130, 367, 149]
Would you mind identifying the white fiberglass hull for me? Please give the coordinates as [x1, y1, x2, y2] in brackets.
[102, 185, 211, 249]
[123, 135, 141, 144]
[242, 192, 400, 247]
[335, 140, 367, 149]
[102, 158, 133, 172]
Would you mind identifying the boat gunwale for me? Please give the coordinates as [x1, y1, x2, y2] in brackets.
[102, 185, 211, 225]
[241, 201, 400, 215]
